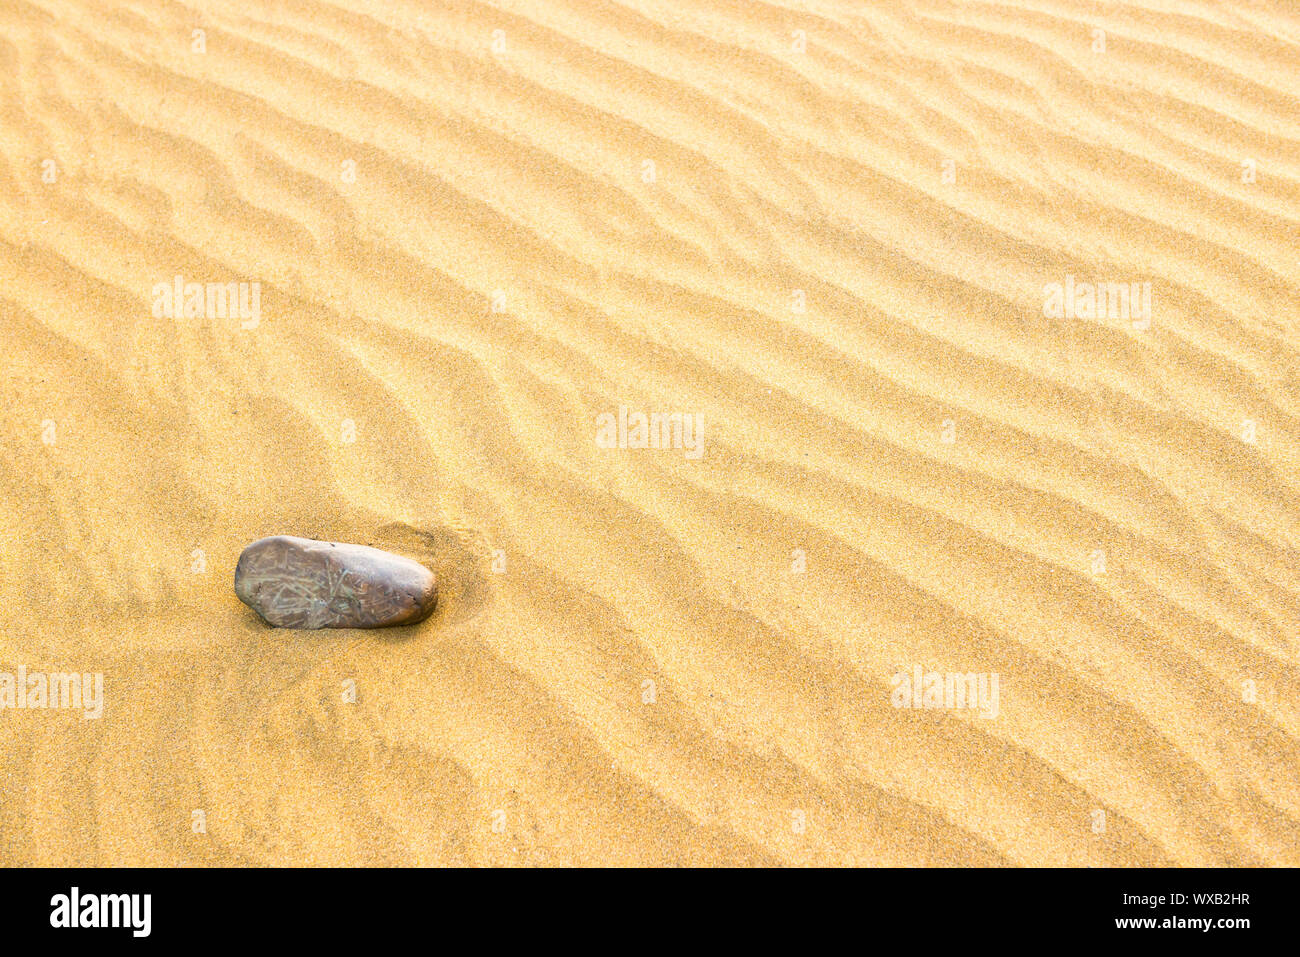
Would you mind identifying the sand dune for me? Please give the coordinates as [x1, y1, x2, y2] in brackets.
[1, 0, 1298, 866]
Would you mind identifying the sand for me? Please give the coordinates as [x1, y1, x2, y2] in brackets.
[1, 0, 1297, 866]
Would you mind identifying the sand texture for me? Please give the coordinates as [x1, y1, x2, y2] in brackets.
[1, 0, 1298, 866]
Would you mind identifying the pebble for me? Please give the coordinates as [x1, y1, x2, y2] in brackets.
[234, 535, 437, 629]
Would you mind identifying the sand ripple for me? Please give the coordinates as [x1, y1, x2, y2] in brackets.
[1, 0, 1297, 865]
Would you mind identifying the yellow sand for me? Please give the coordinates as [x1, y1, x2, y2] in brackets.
[1, 0, 1297, 866]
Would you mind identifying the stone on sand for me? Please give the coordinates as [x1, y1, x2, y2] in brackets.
[234, 535, 437, 629]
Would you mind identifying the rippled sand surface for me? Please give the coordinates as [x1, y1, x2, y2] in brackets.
[1, 0, 1298, 866]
